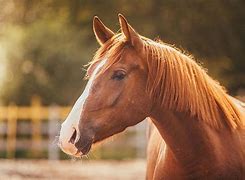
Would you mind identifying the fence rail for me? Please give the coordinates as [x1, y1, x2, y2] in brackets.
[0, 96, 71, 159]
[1, 96, 243, 159]
[0, 96, 147, 160]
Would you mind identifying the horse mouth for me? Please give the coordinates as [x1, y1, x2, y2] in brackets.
[75, 141, 93, 156]
[71, 130, 94, 156]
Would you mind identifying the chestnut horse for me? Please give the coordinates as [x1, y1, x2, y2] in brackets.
[59, 14, 245, 179]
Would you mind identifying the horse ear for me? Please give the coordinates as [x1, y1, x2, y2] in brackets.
[118, 14, 143, 51]
[93, 16, 115, 45]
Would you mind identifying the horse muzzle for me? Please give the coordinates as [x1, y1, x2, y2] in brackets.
[59, 121, 94, 157]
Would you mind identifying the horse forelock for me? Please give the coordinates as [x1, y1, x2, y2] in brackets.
[88, 32, 244, 130]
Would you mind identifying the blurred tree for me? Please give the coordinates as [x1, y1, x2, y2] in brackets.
[0, 0, 244, 105]
[1, 18, 93, 105]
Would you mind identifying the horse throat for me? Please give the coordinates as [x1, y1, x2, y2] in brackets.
[149, 108, 225, 173]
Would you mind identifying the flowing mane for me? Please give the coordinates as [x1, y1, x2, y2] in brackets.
[88, 33, 244, 130]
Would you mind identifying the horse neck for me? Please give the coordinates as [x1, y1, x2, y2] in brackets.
[145, 43, 243, 130]
[150, 107, 224, 168]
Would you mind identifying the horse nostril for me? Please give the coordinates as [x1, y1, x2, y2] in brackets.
[69, 128, 77, 144]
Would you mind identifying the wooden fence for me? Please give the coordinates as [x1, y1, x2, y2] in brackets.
[0, 96, 147, 160]
[0, 96, 71, 159]
[1, 95, 242, 159]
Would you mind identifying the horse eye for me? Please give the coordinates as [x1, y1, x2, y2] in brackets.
[111, 70, 126, 81]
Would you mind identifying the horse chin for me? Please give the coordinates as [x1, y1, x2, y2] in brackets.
[74, 136, 94, 156]
[74, 127, 127, 157]
[78, 143, 92, 156]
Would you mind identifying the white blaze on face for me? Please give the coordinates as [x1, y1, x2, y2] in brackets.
[59, 59, 106, 156]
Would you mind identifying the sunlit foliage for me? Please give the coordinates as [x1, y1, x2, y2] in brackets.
[0, 0, 244, 105]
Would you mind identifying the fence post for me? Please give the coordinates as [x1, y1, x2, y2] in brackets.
[31, 96, 42, 157]
[48, 105, 60, 160]
[7, 103, 17, 158]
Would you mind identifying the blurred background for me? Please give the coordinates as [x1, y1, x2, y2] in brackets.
[0, 0, 244, 179]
